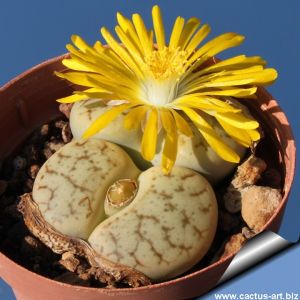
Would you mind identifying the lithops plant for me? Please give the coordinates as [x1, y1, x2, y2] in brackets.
[28, 139, 217, 282]
[32, 138, 140, 239]
[70, 99, 246, 183]
[89, 166, 218, 281]
[70, 100, 142, 152]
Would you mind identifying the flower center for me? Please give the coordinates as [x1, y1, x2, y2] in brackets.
[141, 47, 187, 105]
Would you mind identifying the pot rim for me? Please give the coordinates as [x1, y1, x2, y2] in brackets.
[0, 53, 296, 293]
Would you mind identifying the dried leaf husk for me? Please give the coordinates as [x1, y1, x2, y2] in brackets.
[17, 193, 151, 288]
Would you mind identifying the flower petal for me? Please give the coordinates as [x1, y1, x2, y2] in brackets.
[141, 108, 158, 161]
[85, 74, 144, 104]
[169, 16, 185, 49]
[123, 105, 148, 130]
[184, 24, 211, 55]
[170, 109, 193, 137]
[74, 90, 116, 101]
[247, 128, 261, 141]
[171, 96, 241, 113]
[62, 57, 95, 72]
[101, 27, 144, 78]
[216, 111, 259, 129]
[132, 13, 153, 56]
[216, 117, 253, 147]
[115, 25, 143, 60]
[187, 33, 245, 68]
[160, 109, 178, 173]
[83, 104, 133, 138]
[116, 12, 143, 54]
[197, 55, 266, 76]
[71, 35, 93, 53]
[178, 17, 201, 49]
[56, 93, 88, 103]
[181, 107, 240, 163]
[55, 71, 105, 88]
[190, 87, 257, 97]
[93, 40, 104, 53]
[152, 5, 165, 50]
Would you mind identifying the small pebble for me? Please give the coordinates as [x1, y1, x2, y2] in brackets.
[21, 235, 45, 257]
[23, 145, 40, 164]
[40, 124, 49, 136]
[62, 123, 73, 143]
[59, 252, 80, 272]
[241, 186, 282, 232]
[43, 147, 53, 159]
[221, 233, 246, 258]
[28, 164, 40, 179]
[59, 103, 73, 119]
[13, 156, 27, 170]
[45, 141, 65, 153]
[231, 155, 267, 189]
[224, 188, 242, 213]
[242, 227, 256, 239]
[55, 120, 67, 129]
[43, 141, 65, 159]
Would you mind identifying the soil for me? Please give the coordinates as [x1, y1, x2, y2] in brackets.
[0, 114, 282, 288]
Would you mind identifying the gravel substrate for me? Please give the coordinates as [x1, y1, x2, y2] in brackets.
[0, 113, 281, 287]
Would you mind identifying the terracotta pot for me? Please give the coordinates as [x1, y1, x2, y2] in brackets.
[0, 54, 296, 300]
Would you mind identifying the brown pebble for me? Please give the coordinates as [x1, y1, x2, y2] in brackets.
[232, 155, 267, 189]
[62, 123, 73, 143]
[241, 186, 282, 232]
[13, 156, 27, 170]
[23, 145, 40, 164]
[28, 164, 40, 179]
[59, 103, 73, 119]
[0, 180, 8, 196]
[43, 141, 65, 159]
[21, 235, 45, 257]
[221, 233, 246, 258]
[55, 120, 67, 129]
[45, 141, 65, 153]
[224, 189, 242, 213]
[40, 124, 49, 136]
[242, 227, 257, 239]
[78, 272, 90, 281]
[223, 155, 268, 214]
[43, 147, 53, 159]
[59, 252, 80, 272]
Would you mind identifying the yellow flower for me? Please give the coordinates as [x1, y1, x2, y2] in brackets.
[56, 5, 277, 174]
